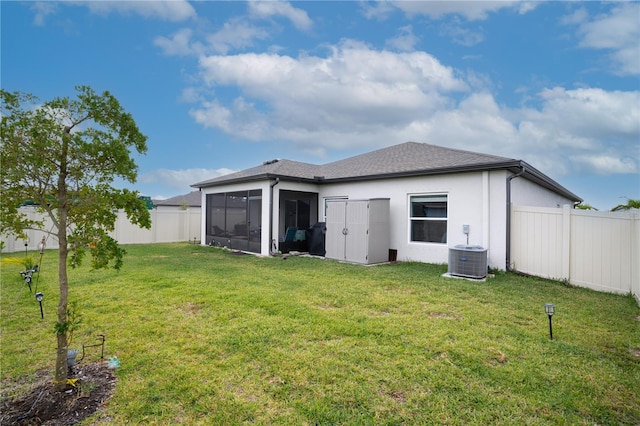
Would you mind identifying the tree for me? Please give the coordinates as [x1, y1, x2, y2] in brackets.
[1, 87, 151, 390]
[611, 198, 640, 211]
[575, 203, 598, 211]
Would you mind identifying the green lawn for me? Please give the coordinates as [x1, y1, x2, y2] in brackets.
[2, 243, 639, 425]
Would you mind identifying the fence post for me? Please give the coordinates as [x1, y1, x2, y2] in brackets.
[631, 212, 640, 304]
[561, 204, 571, 281]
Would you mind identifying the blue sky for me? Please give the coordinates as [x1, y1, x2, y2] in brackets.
[2, 1, 639, 210]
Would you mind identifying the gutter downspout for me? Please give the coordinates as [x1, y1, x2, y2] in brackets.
[506, 163, 525, 272]
[269, 178, 280, 255]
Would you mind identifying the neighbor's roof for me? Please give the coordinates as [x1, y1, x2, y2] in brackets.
[153, 190, 201, 207]
[192, 142, 581, 202]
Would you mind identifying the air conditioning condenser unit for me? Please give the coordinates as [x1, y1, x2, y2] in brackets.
[448, 245, 487, 279]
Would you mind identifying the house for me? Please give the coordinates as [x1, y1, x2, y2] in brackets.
[192, 142, 581, 269]
[152, 190, 202, 212]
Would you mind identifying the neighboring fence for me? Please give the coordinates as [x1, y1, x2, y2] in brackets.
[511, 205, 640, 302]
[1, 207, 201, 253]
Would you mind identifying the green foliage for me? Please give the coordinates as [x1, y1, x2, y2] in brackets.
[611, 198, 640, 211]
[0, 86, 151, 268]
[1, 86, 151, 387]
[2, 244, 638, 424]
[575, 202, 597, 211]
[1, 256, 36, 270]
[53, 300, 82, 346]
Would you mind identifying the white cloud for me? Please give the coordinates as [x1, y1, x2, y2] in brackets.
[139, 168, 236, 191]
[154, 28, 203, 56]
[517, 2, 539, 15]
[572, 155, 638, 175]
[438, 19, 484, 46]
[192, 41, 467, 150]
[421, 92, 519, 154]
[569, 3, 640, 76]
[77, 0, 196, 22]
[31, 0, 196, 25]
[206, 18, 270, 55]
[511, 87, 640, 176]
[186, 41, 638, 179]
[360, 1, 396, 21]
[560, 7, 588, 26]
[190, 101, 234, 133]
[180, 87, 203, 103]
[248, 0, 313, 32]
[361, 1, 536, 22]
[534, 87, 640, 142]
[386, 25, 419, 52]
[155, 18, 270, 57]
[391, 1, 524, 21]
[31, 2, 58, 26]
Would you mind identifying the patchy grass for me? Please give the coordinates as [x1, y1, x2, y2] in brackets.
[2, 243, 639, 424]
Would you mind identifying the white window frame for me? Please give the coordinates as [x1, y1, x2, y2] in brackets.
[408, 193, 448, 244]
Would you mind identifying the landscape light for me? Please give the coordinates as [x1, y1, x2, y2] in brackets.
[544, 303, 555, 340]
[35, 292, 44, 319]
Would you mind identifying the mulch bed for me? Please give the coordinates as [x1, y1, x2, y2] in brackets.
[1, 361, 116, 425]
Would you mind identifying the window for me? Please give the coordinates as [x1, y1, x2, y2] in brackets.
[410, 194, 447, 243]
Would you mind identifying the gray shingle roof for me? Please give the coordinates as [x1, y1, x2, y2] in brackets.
[191, 141, 580, 202]
[193, 142, 513, 187]
[320, 142, 513, 179]
[192, 159, 323, 187]
[153, 190, 201, 207]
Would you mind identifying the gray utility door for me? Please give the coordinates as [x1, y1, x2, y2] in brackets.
[325, 200, 369, 264]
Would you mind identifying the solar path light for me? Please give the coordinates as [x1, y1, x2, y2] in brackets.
[544, 303, 555, 340]
[35, 292, 44, 319]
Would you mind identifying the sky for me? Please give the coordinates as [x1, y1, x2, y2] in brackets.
[2, 1, 639, 210]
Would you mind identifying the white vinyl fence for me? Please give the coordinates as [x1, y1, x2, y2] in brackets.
[1, 206, 201, 254]
[511, 205, 640, 302]
[5, 205, 638, 303]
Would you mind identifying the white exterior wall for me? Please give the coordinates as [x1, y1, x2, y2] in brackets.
[511, 177, 576, 208]
[198, 171, 574, 267]
[319, 171, 506, 267]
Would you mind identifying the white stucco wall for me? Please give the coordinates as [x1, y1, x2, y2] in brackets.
[199, 170, 578, 268]
[316, 170, 574, 269]
[511, 177, 576, 208]
[318, 171, 502, 267]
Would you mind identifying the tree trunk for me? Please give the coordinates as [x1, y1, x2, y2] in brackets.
[53, 223, 69, 391]
[54, 134, 70, 392]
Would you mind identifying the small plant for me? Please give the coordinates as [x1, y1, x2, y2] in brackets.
[2, 256, 37, 270]
[561, 277, 573, 287]
[54, 300, 83, 348]
[78, 379, 97, 398]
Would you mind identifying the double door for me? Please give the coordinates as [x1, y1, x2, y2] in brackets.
[325, 199, 389, 264]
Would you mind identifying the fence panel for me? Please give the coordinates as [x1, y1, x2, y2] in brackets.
[511, 205, 639, 301]
[510, 206, 565, 280]
[570, 210, 634, 293]
[2, 207, 201, 253]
